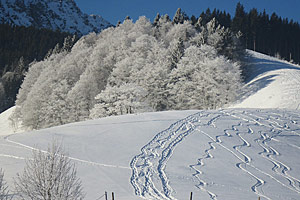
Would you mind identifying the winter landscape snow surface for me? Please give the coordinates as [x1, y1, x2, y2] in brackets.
[232, 50, 300, 110]
[0, 51, 300, 200]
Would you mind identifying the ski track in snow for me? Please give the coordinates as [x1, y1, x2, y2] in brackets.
[130, 109, 300, 200]
[130, 112, 206, 200]
[221, 110, 300, 197]
[1, 135, 130, 170]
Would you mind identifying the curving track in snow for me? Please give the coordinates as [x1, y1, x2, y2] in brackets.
[130, 109, 300, 200]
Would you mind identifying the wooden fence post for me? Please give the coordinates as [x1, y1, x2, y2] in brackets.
[190, 192, 193, 200]
[105, 191, 108, 200]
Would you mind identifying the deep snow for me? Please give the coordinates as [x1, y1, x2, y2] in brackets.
[0, 51, 300, 200]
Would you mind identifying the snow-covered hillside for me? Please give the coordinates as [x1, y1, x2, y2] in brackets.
[0, 51, 300, 200]
[232, 50, 300, 109]
[1, 109, 300, 200]
[0, 0, 112, 35]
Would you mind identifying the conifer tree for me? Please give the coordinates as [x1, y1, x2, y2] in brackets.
[153, 13, 161, 27]
[172, 8, 188, 24]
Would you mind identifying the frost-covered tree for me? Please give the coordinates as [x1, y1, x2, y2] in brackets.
[0, 169, 12, 200]
[14, 142, 85, 200]
[173, 8, 188, 24]
[167, 45, 241, 110]
[17, 52, 69, 129]
[90, 83, 150, 118]
[14, 33, 95, 128]
[191, 18, 244, 61]
[14, 13, 244, 129]
[168, 37, 185, 70]
[153, 13, 160, 27]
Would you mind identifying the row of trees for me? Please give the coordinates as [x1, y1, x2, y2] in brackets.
[232, 3, 300, 63]
[13, 13, 244, 129]
[185, 3, 300, 64]
[0, 142, 85, 200]
[0, 23, 77, 112]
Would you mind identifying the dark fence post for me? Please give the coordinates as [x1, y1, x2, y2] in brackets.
[105, 191, 108, 200]
[112, 192, 115, 200]
[190, 192, 193, 200]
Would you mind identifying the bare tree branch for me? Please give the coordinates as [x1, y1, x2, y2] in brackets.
[14, 141, 85, 200]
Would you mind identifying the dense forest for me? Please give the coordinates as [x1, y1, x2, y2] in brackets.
[0, 24, 77, 112]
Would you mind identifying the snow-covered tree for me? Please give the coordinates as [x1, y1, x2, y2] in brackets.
[17, 52, 69, 129]
[167, 45, 241, 110]
[90, 83, 150, 118]
[168, 37, 185, 70]
[14, 13, 244, 129]
[173, 8, 188, 24]
[153, 13, 160, 27]
[14, 142, 85, 200]
[0, 169, 12, 200]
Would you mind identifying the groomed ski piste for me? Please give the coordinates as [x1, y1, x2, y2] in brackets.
[0, 50, 300, 200]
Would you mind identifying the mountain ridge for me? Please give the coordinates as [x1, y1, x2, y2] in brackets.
[0, 0, 112, 35]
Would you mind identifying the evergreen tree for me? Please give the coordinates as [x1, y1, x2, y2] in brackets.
[169, 37, 185, 70]
[153, 13, 161, 27]
[232, 2, 248, 46]
[172, 8, 188, 24]
[0, 23, 77, 112]
[190, 15, 197, 25]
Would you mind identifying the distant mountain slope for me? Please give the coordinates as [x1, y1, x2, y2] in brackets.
[0, 0, 112, 35]
[232, 50, 300, 109]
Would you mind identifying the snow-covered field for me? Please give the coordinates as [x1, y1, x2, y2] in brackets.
[0, 51, 300, 200]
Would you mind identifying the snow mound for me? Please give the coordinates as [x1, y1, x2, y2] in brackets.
[232, 50, 300, 109]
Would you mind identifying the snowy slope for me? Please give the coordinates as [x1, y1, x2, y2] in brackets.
[0, 51, 300, 200]
[1, 109, 300, 200]
[0, 107, 23, 136]
[0, 0, 112, 35]
[232, 50, 300, 109]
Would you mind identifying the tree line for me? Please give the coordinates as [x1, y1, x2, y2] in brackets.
[186, 3, 300, 64]
[0, 23, 77, 112]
